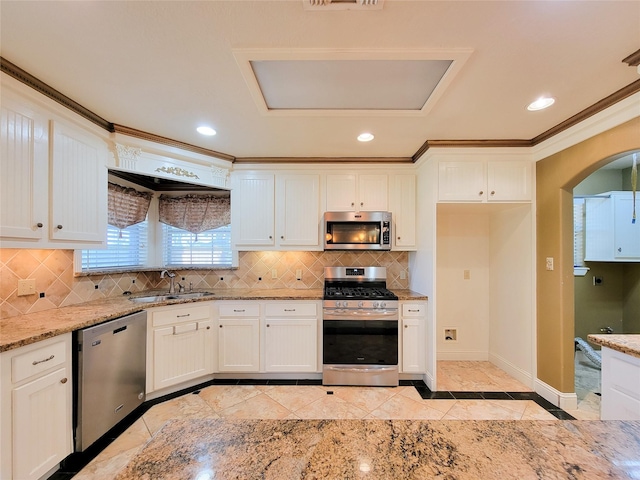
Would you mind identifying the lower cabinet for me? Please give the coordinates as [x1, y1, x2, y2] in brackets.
[1, 334, 73, 480]
[216, 303, 261, 372]
[264, 303, 318, 372]
[147, 303, 214, 393]
[400, 302, 427, 373]
[601, 346, 640, 420]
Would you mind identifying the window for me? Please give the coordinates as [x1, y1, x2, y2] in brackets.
[81, 222, 148, 270]
[162, 224, 232, 267]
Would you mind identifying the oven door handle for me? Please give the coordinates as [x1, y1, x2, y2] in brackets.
[323, 310, 398, 321]
[324, 365, 398, 373]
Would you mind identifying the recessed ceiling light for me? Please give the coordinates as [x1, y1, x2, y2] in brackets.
[197, 126, 217, 136]
[357, 133, 374, 142]
[527, 97, 555, 111]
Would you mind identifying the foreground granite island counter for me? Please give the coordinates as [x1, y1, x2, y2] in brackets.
[114, 418, 640, 479]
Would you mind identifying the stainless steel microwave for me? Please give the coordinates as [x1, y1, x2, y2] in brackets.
[324, 211, 392, 250]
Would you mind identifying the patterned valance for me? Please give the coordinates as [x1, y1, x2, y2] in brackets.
[158, 194, 231, 234]
[108, 182, 153, 230]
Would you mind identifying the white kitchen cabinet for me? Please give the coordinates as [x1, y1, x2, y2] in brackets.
[0, 90, 108, 248]
[400, 302, 426, 373]
[391, 174, 417, 250]
[147, 303, 214, 393]
[275, 174, 320, 247]
[600, 346, 640, 420]
[326, 173, 388, 211]
[438, 161, 532, 203]
[232, 172, 321, 250]
[1, 334, 73, 480]
[231, 173, 275, 247]
[216, 303, 261, 372]
[264, 302, 319, 372]
[585, 192, 640, 261]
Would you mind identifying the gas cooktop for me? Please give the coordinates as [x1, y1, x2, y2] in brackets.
[323, 266, 398, 301]
[324, 286, 398, 300]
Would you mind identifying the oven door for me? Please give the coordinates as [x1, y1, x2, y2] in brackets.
[322, 310, 398, 386]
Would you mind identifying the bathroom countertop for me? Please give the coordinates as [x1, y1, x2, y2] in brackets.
[0, 288, 427, 352]
[588, 334, 640, 360]
[114, 418, 640, 480]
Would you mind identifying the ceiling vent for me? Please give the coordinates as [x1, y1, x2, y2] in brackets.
[303, 0, 384, 11]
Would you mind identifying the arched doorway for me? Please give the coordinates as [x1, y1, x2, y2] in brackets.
[536, 116, 640, 408]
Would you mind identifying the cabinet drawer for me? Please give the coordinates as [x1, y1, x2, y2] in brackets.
[265, 303, 317, 317]
[152, 305, 211, 327]
[12, 339, 67, 383]
[402, 304, 426, 317]
[219, 304, 260, 317]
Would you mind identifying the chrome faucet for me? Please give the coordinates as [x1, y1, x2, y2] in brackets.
[160, 270, 177, 294]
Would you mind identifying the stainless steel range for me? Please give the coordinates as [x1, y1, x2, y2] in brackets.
[322, 266, 399, 386]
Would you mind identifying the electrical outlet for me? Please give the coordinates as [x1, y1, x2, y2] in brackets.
[593, 276, 603, 286]
[271, 269, 278, 279]
[545, 257, 554, 271]
[17, 279, 36, 296]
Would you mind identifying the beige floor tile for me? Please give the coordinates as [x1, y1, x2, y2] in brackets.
[397, 386, 427, 402]
[442, 400, 526, 420]
[565, 408, 601, 420]
[198, 384, 264, 412]
[421, 399, 458, 415]
[330, 386, 400, 413]
[294, 394, 370, 419]
[218, 393, 293, 419]
[263, 385, 327, 412]
[521, 402, 559, 420]
[142, 394, 216, 434]
[437, 361, 532, 392]
[368, 395, 445, 420]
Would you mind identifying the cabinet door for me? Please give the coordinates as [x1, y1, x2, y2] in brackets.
[358, 174, 388, 211]
[326, 174, 357, 211]
[265, 318, 317, 372]
[392, 175, 416, 249]
[401, 317, 424, 373]
[50, 120, 107, 244]
[487, 161, 532, 202]
[152, 320, 214, 391]
[438, 161, 485, 202]
[276, 174, 320, 247]
[614, 195, 640, 258]
[231, 174, 275, 246]
[12, 367, 72, 480]
[217, 318, 260, 372]
[0, 97, 48, 242]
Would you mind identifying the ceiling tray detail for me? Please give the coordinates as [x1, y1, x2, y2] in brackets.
[233, 48, 472, 117]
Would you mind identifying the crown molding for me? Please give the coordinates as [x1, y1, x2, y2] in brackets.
[234, 156, 412, 164]
[622, 49, 640, 67]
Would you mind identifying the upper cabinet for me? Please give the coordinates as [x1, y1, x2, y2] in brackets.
[231, 172, 320, 250]
[326, 173, 388, 211]
[585, 191, 640, 261]
[438, 160, 532, 203]
[391, 174, 417, 250]
[0, 88, 108, 249]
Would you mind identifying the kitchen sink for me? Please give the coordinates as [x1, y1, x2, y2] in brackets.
[129, 292, 215, 303]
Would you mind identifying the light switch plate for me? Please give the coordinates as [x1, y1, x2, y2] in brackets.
[17, 279, 36, 296]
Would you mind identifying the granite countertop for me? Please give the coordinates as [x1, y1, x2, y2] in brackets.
[0, 288, 427, 352]
[115, 418, 640, 480]
[588, 334, 640, 360]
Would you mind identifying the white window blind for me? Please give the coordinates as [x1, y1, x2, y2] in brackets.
[574, 198, 585, 267]
[162, 224, 232, 267]
[81, 221, 149, 271]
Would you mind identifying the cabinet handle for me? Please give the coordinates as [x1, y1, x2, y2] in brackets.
[36, 222, 43, 228]
[56, 224, 63, 230]
[233, 309, 245, 313]
[32, 354, 54, 365]
[60, 377, 68, 384]
[479, 191, 484, 196]
[176, 314, 191, 318]
[284, 309, 296, 312]
[408, 309, 419, 312]
[490, 191, 496, 196]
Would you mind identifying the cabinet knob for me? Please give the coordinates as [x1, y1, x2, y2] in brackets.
[36, 222, 43, 228]
[206, 326, 211, 330]
[618, 247, 622, 252]
[351, 202, 355, 207]
[269, 235, 273, 239]
[404, 325, 408, 328]
[266, 324, 270, 327]
[397, 236, 401, 240]
[219, 325, 223, 328]
[281, 235, 284, 239]
[490, 191, 496, 196]
[479, 191, 484, 196]
[60, 378, 68, 384]
[57, 224, 63, 230]
[360, 202, 364, 207]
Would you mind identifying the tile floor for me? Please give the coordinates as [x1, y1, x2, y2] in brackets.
[58, 362, 586, 479]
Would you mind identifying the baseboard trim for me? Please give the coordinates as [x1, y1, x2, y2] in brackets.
[535, 379, 578, 410]
[488, 353, 534, 389]
[437, 351, 489, 361]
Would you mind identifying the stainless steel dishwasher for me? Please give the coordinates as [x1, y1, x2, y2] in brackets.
[74, 310, 147, 451]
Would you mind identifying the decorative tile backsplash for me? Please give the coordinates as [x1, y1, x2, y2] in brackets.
[0, 249, 409, 318]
